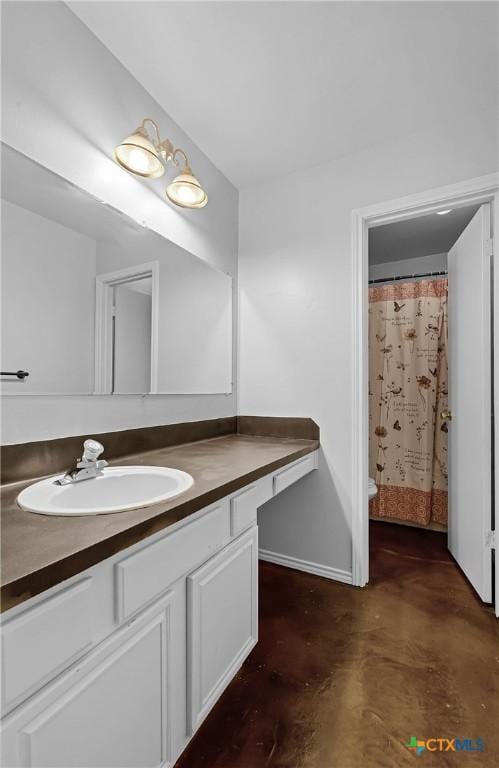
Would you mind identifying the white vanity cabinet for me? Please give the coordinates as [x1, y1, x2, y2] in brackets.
[187, 526, 258, 734]
[1, 450, 318, 768]
[1, 592, 174, 768]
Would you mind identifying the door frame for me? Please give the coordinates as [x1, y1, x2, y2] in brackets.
[351, 173, 499, 610]
[94, 261, 159, 394]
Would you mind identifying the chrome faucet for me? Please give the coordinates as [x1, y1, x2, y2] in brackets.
[57, 439, 108, 485]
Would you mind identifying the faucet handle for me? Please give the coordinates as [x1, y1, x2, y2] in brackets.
[82, 439, 105, 462]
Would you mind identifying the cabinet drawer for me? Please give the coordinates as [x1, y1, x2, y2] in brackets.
[1, 579, 93, 714]
[230, 476, 273, 537]
[273, 451, 318, 495]
[116, 499, 230, 621]
[230, 486, 256, 537]
[254, 474, 273, 507]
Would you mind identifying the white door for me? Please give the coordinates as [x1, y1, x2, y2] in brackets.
[447, 203, 493, 603]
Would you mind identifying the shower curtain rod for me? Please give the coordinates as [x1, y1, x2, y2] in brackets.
[368, 269, 448, 285]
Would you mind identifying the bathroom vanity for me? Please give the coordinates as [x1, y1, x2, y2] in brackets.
[0, 419, 319, 767]
[0, 135, 321, 767]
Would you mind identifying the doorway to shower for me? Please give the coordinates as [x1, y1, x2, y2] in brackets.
[351, 174, 499, 616]
[367, 204, 493, 601]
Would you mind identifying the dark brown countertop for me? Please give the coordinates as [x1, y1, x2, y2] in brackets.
[1, 433, 319, 611]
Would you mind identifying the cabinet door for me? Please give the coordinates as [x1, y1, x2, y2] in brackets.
[187, 527, 258, 733]
[2, 592, 173, 768]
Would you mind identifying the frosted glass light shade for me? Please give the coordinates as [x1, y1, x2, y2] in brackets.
[166, 171, 208, 209]
[114, 131, 165, 178]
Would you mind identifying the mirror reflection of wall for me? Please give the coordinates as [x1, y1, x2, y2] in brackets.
[0, 144, 233, 395]
[1, 197, 97, 393]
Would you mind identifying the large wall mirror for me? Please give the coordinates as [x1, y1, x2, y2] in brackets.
[1, 144, 233, 395]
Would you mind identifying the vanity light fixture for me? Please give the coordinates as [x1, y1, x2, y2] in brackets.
[166, 149, 208, 209]
[114, 118, 208, 208]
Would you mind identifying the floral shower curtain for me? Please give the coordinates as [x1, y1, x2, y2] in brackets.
[369, 278, 448, 526]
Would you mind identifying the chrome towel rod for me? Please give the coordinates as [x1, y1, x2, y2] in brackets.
[1, 370, 30, 379]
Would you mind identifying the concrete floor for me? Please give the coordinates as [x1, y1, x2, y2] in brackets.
[177, 522, 499, 768]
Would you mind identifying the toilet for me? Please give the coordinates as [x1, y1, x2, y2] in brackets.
[368, 477, 378, 500]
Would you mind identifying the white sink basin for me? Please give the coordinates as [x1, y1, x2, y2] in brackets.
[17, 466, 194, 516]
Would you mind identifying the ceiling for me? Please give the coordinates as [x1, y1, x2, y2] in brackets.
[69, 1, 498, 189]
[368, 205, 479, 265]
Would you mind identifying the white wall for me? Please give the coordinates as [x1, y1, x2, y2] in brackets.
[1, 200, 96, 394]
[239, 110, 498, 577]
[1, 1, 238, 443]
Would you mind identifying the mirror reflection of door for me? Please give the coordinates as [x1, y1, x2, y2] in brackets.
[113, 277, 152, 394]
[94, 263, 158, 395]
